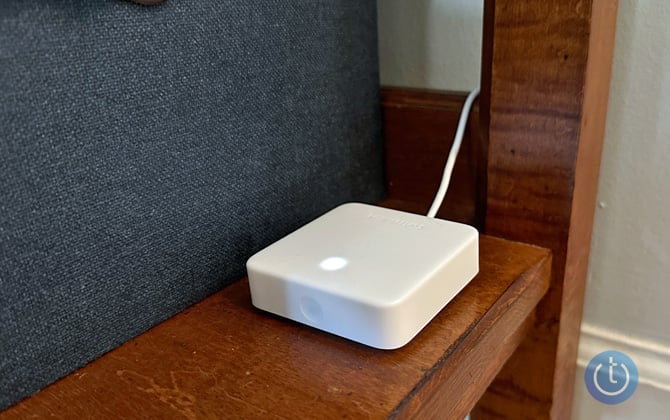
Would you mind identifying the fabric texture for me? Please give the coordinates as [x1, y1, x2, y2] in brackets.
[0, 0, 383, 409]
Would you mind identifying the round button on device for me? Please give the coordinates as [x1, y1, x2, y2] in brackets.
[300, 296, 323, 323]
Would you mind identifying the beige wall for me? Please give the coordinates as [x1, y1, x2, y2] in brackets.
[378, 0, 481, 91]
[377, 1, 670, 418]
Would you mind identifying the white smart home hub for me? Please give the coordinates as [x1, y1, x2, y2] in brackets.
[246, 202, 479, 349]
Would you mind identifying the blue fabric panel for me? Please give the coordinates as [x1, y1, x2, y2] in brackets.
[0, 0, 383, 409]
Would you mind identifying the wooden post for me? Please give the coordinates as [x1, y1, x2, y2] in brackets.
[475, 0, 618, 418]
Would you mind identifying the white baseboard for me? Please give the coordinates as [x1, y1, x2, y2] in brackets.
[578, 323, 670, 392]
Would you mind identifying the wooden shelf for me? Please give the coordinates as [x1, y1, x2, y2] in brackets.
[3, 233, 550, 419]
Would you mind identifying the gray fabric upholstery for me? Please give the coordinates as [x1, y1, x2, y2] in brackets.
[0, 0, 383, 409]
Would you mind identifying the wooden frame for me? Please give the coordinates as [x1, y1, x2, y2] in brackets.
[1, 1, 618, 418]
[475, 1, 618, 418]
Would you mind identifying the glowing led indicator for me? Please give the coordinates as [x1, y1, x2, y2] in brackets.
[319, 257, 348, 271]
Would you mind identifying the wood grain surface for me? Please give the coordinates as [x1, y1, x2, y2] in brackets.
[382, 88, 486, 229]
[3, 235, 550, 419]
[475, 0, 618, 418]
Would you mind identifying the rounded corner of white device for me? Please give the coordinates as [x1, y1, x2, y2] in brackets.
[377, 336, 414, 351]
[337, 201, 366, 211]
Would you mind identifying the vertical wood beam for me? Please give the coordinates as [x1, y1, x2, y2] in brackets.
[475, 0, 618, 418]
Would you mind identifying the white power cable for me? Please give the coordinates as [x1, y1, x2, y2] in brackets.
[426, 87, 480, 218]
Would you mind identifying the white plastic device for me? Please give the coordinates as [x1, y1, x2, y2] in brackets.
[246, 203, 478, 349]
